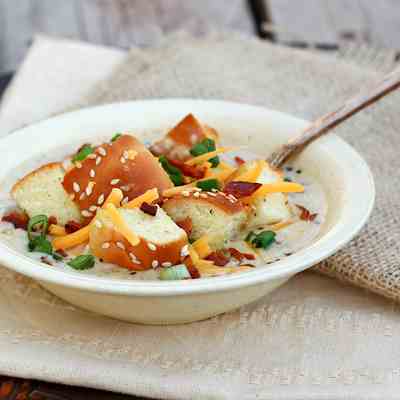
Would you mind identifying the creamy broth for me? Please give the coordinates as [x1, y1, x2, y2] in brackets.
[0, 147, 327, 281]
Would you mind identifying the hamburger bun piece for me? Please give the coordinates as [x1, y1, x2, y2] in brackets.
[163, 190, 247, 249]
[150, 114, 219, 161]
[62, 135, 173, 225]
[248, 162, 291, 227]
[89, 206, 188, 271]
[11, 162, 81, 225]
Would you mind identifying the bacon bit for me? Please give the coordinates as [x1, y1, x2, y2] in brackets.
[228, 247, 256, 262]
[183, 256, 200, 279]
[56, 249, 68, 257]
[140, 202, 158, 216]
[223, 181, 262, 199]
[234, 156, 246, 166]
[48, 216, 58, 226]
[176, 217, 193, 236]
[168, 158, 206, 179]
[296, 204, 318, 221]
[206, 250, 230, 266]
[64, 220, 82, 234]
[1, 211, 29, 230]
[40, 256, 53, 266]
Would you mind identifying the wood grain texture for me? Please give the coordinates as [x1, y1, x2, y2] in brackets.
[268, 0, 400, 47]
[0, 0, 253, 73]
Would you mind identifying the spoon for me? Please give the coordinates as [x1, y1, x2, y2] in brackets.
[267, 67, 400, 168]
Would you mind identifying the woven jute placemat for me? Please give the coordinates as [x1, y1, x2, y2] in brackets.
[77, 31, 400, 303]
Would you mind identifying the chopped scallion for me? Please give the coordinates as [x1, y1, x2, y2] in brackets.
[28, 235, 53, 255]
[111, 133, 122, 142]
[27, 215, 49, 241]
[190, 138, 219, 168]
[251, 230, 276, 249]
[159, 156, 184, 186]
[159, 265, 191, 280]
[67, 254, 95, 270]
[196, 179, 220, 192]
[72, 145, 93, 163]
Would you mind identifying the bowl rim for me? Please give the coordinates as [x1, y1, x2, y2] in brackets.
[0, 99, 375, 296]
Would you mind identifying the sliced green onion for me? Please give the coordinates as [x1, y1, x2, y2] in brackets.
[196, 179, 220, 192]
[111, 133, 122, 142]
[27, 215, 49, 240]
[72, 145, 93, 163]
[159, 265, 191, 280]
[28, 236, 53, 255]
[67, 254, 95, 270]
[251, 230, 276, 249]
[245, 231, 256, 243]
[159, 156, 184, 186]
[190, 138, 219, 168]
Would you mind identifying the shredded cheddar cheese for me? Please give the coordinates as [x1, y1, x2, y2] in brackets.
[185, 147, 234, 166]
[104, 204, 140, 246]
[53, 225, 91, 250]
[123, 188, 159, 209]
[192, 235, 212, 259]
[49, 224, 66, 236]
[232, 160, 266, 183]
[251, 182, 304, 201]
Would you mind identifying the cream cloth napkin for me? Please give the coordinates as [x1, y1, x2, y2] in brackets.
[1, 34, 400, 400]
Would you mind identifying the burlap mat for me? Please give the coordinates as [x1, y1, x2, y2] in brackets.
[77, 31, 400, 303]
[1, 34, 400, 400]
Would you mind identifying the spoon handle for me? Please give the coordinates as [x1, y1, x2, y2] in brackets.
[268, 67, 400, 168]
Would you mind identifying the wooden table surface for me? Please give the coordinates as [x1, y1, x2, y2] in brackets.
[0, 1, 399, 399]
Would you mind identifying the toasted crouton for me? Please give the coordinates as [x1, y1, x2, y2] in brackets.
[150, 114, 219, 161]
[62, 135, 173, 225]
[89, 206, 188, 271]
[11, 162, 81, 225]
[248, 162, 291, 226]
[163, 190, 247, 249]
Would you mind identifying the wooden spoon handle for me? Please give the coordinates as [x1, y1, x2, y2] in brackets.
[268, 67, 400, 168]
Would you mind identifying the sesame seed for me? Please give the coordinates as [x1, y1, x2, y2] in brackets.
[147, 243, 157, 251]
[97, 194, 105, 205]
[162, 262, 172, 267]
[95, 220, 102, 228]
[86, 181, 95, 196]
[81, 210, 93, 217]
[129, 253, 141, 264]
[182, 191, 190, 197]
[193, 192, 200, 198]
[120, 157, 126, 164]
[120, 185, 130, 192]
[211, 188, 218, 193]
[123, 150, 129, 159]
[98, 147, 106, 156]
[89, 169, 95, 178]
[73, 182, 80, 193]
[110, 178, 120, 185]
[193, 187, 202, 192]
[152, 260, 159, 268]
[96, 156, 102, 165]
[75, 162, 82, 169]
[200, 193, 208, 198]
[89, 205, 98, 212]
[116, 241, 125, 250]
[87, 154, 97, 159]
[229, 199, 236, 203]
[208, 192, 217, 197]
[79, 192, 86, 200]
[101, 242, 110, 249]
[228, 194, 237, 201]
[122, 196, 129, 205]
[181, 245, 189, 258]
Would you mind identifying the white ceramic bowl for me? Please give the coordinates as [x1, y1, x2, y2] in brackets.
[0, 100, 374, 324]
